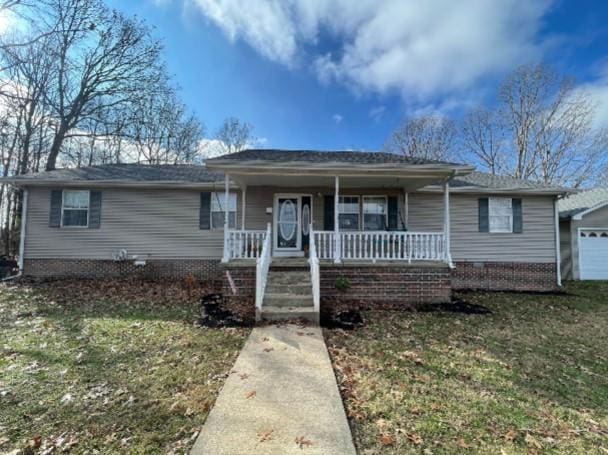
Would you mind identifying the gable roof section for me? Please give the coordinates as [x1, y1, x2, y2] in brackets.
[207, 148, 463, 166]
[2, 164, 224, 187]
[418, 171, 573, 195]
[558, 187, 608, 219]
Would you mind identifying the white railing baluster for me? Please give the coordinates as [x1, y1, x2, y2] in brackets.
[309, 224, 320, 314]
[255, 223, 273, 318]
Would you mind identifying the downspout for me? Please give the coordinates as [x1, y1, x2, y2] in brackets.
[554, 195, 563, 287]
[3, 187, 27, 281]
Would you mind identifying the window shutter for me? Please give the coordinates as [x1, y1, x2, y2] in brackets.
[512, 198, 523, 233]
[478, 198, 489, 233]
[387, 196, 398, 230]
[324, 195, 334, 230]
[200, 192, 211, 230]
[88, 191, 102, 229]
[49, 190, 62, 228]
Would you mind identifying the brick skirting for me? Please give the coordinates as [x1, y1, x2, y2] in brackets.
[320, 264, 452, 314]
[23, 258, 222, 281]
[451, 261, 558, 292]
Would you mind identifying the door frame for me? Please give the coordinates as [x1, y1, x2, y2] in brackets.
[273, 193, 313, 257]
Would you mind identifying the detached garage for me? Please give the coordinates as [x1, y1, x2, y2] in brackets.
[559, 188, 608, 280]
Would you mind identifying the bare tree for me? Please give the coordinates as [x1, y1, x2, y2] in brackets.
[464, 64, 608, 186]
[385, 116, 457, 161]
[42, 0, 163, 170]
[461, 107, 505, 175]
[214, 117, 254, 155]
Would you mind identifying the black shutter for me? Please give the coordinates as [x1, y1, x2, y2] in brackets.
[478, 198, 489, 233]
[88, 191, 102, 229]
[387, 196, 398, 230]
[512, 198, 523, 233]
[324, 195, 334, 230]
[49, 189, 62, 228]
[200, 192, 211, 230]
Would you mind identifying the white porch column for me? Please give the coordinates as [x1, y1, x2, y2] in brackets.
[221, 173, 230, 263]
[334, 176, 341, 263]
[443, 180, 452, 267]
[554, 196, 562, 286]
[241, 185, 247, 230]
[403, 190, 409, 229]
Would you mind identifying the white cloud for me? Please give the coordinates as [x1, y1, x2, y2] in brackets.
[369, 106, 385, 122]
[578, 66, 608, 129]
[332, 113, 343, 124]
[188, 0, 552, 99]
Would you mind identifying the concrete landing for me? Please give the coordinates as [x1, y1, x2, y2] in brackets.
[190, 324, 356, 455]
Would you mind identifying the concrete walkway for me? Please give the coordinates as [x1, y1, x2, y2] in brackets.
[191, 324, 356, 455]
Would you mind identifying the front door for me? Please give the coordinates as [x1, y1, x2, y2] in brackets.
[273, 194, 312, 256]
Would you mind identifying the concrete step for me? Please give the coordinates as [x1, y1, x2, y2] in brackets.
[265, 283, 312, 295]
[263, 293, 313, 308]
[260, 306, 319, 324]
[267, 274, 311, 286]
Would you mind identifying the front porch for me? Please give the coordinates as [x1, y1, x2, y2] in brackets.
[205, 153, 466, 323]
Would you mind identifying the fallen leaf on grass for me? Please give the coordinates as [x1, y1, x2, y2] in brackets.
[258, 429, 274, 442]
[407, 433, 423, 445]
[525, 433, 542, 450]
[379, 434, 396, 446]
[457, 438, 471, 449]
[504, 429, 517, 442]
[0, 437, 9, 447]
[245, 391, 256, 399]
[295, 435, 313, 448]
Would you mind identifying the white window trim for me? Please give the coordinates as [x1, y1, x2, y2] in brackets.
[210, 191, 237, 230]
[488, 197, 513, 234]
[338, 195, 360, 231]
[61, 189, 90, 228]
[362, 195, 388, 231]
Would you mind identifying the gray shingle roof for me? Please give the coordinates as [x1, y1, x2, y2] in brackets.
[558, 187, 608, 218]
[208, 149, 464, 166]
[7, 164, 223, 184]
[450, 172, 571, 192]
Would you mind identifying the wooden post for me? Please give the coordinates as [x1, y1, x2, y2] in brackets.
[222, 174, 230, 263]
[241, 185, 246, 230]
[334, 176, 341, 263]
[443, 180, 452, 266]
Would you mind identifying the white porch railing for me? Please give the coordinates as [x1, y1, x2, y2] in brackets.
[313, 231, 447, 262]
[255, 223, 272, 314]
[224, 228, 268, 260]
[308, 225, 320, 314]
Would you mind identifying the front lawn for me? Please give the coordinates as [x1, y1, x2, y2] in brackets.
[0, 279, 249, 454]
[326, 281, 608, 453]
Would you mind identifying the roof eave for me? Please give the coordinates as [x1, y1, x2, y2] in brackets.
[205, 160, 474, 176]
[0, 179, 228, 189]
[418, 185, 574, 196]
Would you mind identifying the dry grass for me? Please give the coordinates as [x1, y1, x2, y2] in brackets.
[325, 281, 608, 454]
[0, 278, 249, 454]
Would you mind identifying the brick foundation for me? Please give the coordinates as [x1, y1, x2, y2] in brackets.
[320, 264, 452, 314]
[221, 264, 256, 323]
[451, 261, 558, 292]
[23, 258, 222, 281]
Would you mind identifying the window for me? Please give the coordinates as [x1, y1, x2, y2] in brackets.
[338, 196, 360, 230]
[489, 197, 513, 233]
[363, 196, 387, 231]
[211, 192, 237, 229]
[62, 190, 90, 227]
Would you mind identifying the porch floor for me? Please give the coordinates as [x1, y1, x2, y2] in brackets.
[225, 258, 449, 268]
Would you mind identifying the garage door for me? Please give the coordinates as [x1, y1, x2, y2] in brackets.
[579, 230, 608, 280]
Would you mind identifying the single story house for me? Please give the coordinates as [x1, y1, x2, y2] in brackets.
[4, 149, 570, 322]
[559, 187, 608, 280]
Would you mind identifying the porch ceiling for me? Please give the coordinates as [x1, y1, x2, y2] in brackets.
[229, 173, 451, 191]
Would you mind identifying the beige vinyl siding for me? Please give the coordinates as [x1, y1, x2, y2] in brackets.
[24, 187, 242, 260]
[559, 219, 572, 279]
[409, 192, 557, 263]
[242, 187, 404, 231]
[568, 204, 608, 279]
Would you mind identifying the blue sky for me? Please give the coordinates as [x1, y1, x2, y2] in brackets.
[107, 0, 608, 152]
